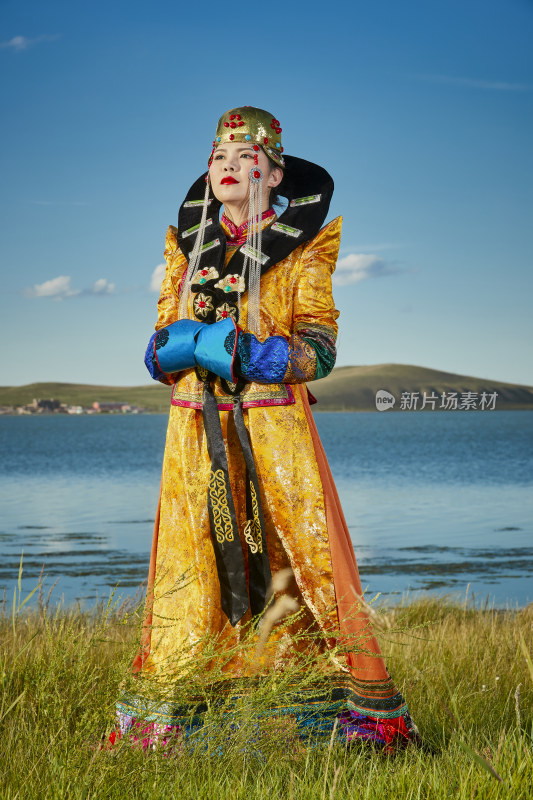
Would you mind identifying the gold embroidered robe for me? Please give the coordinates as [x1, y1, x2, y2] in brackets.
[131, 216, 410, 735]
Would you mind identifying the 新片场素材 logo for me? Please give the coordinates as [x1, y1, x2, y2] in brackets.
[375, 390, 396, 411]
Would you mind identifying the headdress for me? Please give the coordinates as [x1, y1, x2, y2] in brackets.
[177, 106, 334, 337]
[213, 106, 285, 169]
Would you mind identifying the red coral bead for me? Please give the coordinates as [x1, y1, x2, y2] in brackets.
[253, 170, 261, 179]
[229, 134, 234, 140]
[221, 311, 228, 318]
[281, 147, 284, 152]
[276, 127, 282, 134]
[253, 144, 260, 151]
[201, 269, 208, 275]
[230, 114, 235, 120]
[263, 137, 268, 143]
[238, 121, 244, 126]
[230, 277, 237, 283]
[230, 122, 236, 128]
[236, 114, 241, 120]
[224, 122, 229, 127]
[198, 301, 206, 308]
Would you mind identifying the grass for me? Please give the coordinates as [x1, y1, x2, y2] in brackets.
[0, 583, 532, 800]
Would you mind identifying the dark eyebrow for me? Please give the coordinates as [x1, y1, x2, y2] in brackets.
[214, 146, 253, 153]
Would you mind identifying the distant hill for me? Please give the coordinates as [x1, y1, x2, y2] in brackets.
[0, 382, 172, 413]
[1, 365, 532, 412]
[309, 364, 533, 411]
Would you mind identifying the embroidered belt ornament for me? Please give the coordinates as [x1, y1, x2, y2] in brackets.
[193, 293, 214, 319]
[214, 274, 245, 293]
[208, 469, 234, 543]
[215, 303, 238, 322]
[202, 380, 271, 625]
[192, 267, 219, 286]
[243, 482, 263, 554]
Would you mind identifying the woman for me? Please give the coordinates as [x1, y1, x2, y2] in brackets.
[116, 106, 417, 749]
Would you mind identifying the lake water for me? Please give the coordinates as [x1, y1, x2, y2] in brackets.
[0, 411, 532, 609]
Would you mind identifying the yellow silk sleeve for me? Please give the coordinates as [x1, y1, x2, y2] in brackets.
[292, 216, 342, 340]
[151, 226, 189, 386]
[155, 225, 188, 331]
[281, 217, 342, 384]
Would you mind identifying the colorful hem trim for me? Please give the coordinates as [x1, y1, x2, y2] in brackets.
[113, 674, 414, 752]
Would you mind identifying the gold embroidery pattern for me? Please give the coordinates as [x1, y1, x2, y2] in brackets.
[244, 482, 263, 554]
[171, 381, 294, 407]
[215, 302, 238, 322]
[294, 320, 338, 342]
[244, 520, 261, 554]
[208, 469, 234, 544]
[282, 335, 317, 383]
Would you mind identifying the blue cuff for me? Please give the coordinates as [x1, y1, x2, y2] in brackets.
[237, 333, 289, 383]
[194, 317, 237, 383]
[144, 331, 165, 381]
[144, 320, 205, 381]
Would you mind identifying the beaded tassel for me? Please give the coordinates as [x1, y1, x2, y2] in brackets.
[241, 168, 263, 336]
[178, 175, 211, 320]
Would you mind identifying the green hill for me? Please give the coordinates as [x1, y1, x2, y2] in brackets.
[1, 364, 532, 412]
[309, 363, 533, 410]
[0, 382, 172, 413]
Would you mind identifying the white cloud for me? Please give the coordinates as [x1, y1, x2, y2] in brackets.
[26, 275, 114, 300]
[333, 254, 401, 286]
[27, 275, 80, 300]
[150, 263, 166, 292]
[413, 73, 530, 92]
[0, 34, 60, 51]
[86, 278, 114, 296]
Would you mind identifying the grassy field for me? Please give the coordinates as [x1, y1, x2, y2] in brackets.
[2, 363, 533, 412]
[1, 586, 532, 799]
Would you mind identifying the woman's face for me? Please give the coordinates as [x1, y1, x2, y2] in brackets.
[209, 141, 281, 208]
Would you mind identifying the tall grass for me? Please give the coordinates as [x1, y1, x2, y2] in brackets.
[1, 581, 532, 800]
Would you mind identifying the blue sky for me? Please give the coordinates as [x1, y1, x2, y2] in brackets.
[1, 0, 532, 387]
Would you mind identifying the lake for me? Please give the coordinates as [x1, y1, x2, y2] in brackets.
[0, 410, 532, 609]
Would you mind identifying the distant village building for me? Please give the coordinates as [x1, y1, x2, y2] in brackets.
[32, 398, 61, 412]
[92, 401, 132, 413]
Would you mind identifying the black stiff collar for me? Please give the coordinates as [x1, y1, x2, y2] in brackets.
[177, 156, 334, 324]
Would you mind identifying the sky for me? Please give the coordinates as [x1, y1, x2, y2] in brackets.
[1, 0, 532, 388]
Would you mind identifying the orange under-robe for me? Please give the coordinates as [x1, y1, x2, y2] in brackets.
[120, 215, 415, 746]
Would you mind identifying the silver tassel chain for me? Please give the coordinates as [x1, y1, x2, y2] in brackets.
[178, 175, 211, 321]
[241, 169, 263, 336]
